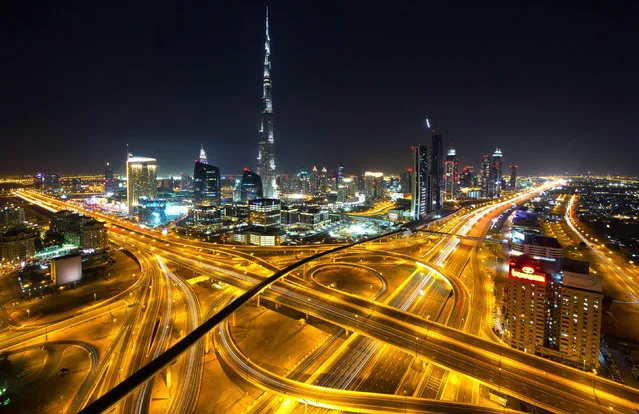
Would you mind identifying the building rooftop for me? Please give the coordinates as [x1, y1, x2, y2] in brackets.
[127, 156, 157, 163]
[561, 271, 603, 293]
[522, 234, 563, 249]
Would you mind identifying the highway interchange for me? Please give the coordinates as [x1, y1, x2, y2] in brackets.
[6, 185, 639, 413]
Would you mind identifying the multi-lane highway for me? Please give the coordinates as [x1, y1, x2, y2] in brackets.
[15, 185, 639, 414]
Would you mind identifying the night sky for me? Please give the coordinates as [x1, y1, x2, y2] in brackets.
[2, 1, 638, 177]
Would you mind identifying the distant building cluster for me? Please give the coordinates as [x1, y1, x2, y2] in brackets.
[49, 210, 108, 250]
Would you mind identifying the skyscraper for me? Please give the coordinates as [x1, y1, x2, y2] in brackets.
[491, 147, 504, 198]
[427, 119, 444, 211]
[193, 146, 221, 206]
[309, 166, 319, 194]
[126, 155, 157, 214]
[480, 154, 491, 198]
[443, 146, 458, 201]
[256, 7, 277, 199]
[104, 162, 116, 195]
[363, 172, 384, 204]
[240, 169, 263, 203]
[509, 164, 518, 190]
[460, 166, 474, 188]
[411, 145, 429, 221]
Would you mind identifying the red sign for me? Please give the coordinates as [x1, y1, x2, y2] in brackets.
[510, 267, 546, 283]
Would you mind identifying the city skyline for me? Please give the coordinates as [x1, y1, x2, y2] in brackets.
[2, 2, 638, 177]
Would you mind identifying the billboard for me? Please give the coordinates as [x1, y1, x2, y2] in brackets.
[509, 265, 546, 284]
[51, 255, 82, 285]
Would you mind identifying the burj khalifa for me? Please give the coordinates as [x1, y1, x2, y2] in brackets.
[256, 7, 277, 198]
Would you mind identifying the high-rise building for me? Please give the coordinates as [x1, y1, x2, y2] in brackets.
[180, 172, 193, 192]
[309, 166, 319, 195]
[502, 255, 602, 370]
[104, 162, 116, 195]
[460, 166, 474, 188]
[400, 169, 412, 194]
[256, 8, 277, 199]
[249, 199, 281, 232]
[240, 169, 263, 203]
[428, 120, 444, 211]
[193, 146, 221, 206]
[490, 147, 503, 198]
[363, 172, 384, 204]
[0, 205, 25, 232]
[337, 166, 344, 187]
[44, 174, 61, 192]
[480, 154, 491, 198]
[509, 164, 518, 190]
[126, 155, 157, 214]
[297, 171, 310, 195]
[320, 167, 328, 192]
[443, 146, 458, 201]
[410, 145, 429, 221]
[337, 177, 356, 202]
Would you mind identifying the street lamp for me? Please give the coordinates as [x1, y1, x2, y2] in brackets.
[403, 389, 407, 414]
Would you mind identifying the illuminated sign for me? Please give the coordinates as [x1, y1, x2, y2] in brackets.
[510, 267, 546, 283]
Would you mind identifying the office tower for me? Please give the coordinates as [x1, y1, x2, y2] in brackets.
[480, 154, 491, 197]
[240, 169, 263, 203]
[297, 171, 310, 195]
[491, 147, 503, 198]
[126, 155, 157, 214]
[193, 146, 221, 206]
[319, 166, 328, 192]
[33, 173, 44, 192]
[509, 164, 518, 190]
[104, 162, 116, 195]
[411, 145, 429, 221]
[363, 172, 384, 204]
[71, 178, 82, 192]
[443, 146, 458, 201]
[44, 173, 61, 192]
[502, 256, 602, 370]
[428, 120, 444, 211]
[337, 177, 356, 202]
[180, 172, 193, 191]
[0, 205, 25, 232]
[337, 166, 344, 186]
[400, 169, 412, 193]
[249, 199, 281, 232]
[256, 7, 277, 199]
[309, 166, 319, 194]
[460, 166, 474, 188]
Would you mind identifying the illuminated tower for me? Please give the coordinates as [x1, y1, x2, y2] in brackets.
[193, 145, 221, 206]
[104, 162, 116, 195]
[480, 154, 491, 197]
[509, 164, 518, 190]
[444, 146, 458, 201]
[198, 144, 208, 164]
[491, 147, 503, 198]
[126, 154, 157, 214]
[256, 7, 277, 198]
[427, 118, 444, 211]
[411, 145, 429, 221]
